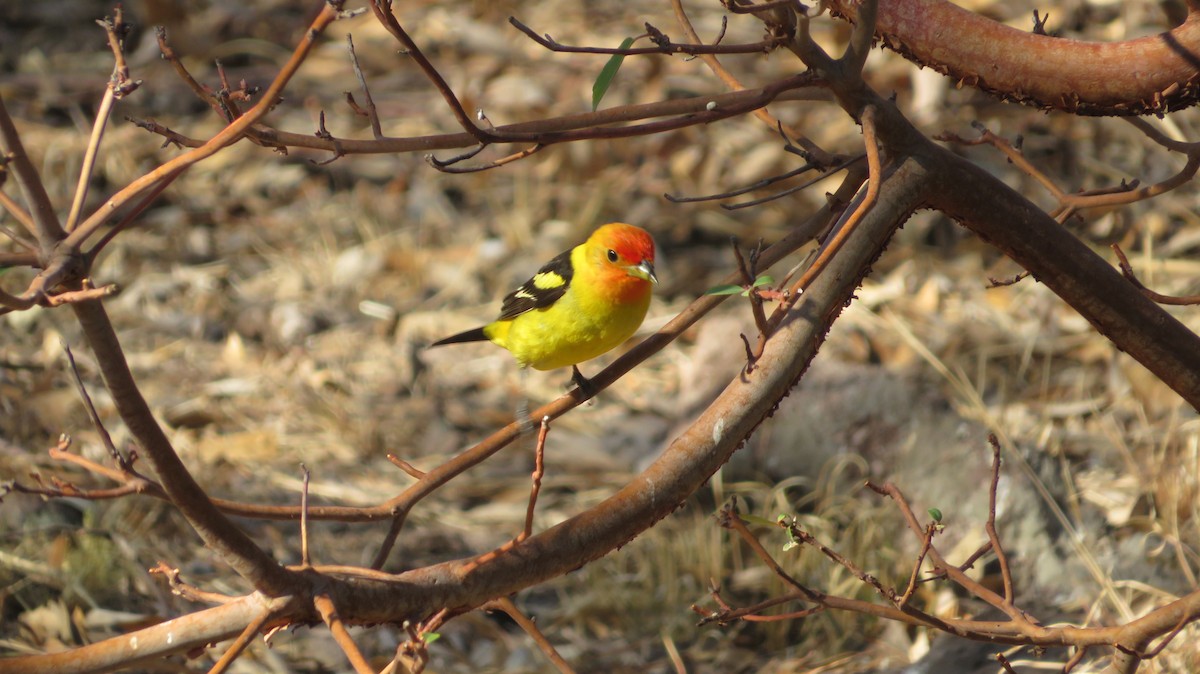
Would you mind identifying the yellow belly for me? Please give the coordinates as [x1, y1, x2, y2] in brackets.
[485, 290, 651, 370]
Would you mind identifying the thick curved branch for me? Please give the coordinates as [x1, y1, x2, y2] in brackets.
[828, 0, 1200, 115]
[927, 145, 1200, 406]
[0, 594, 285, 674]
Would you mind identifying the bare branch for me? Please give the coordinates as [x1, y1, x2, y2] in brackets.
[345, 33, 383, 139]
[316, 594, 376, 674]
[1112, 244, 1200, 306]
[0, 97, 64, 246]
[826, 0, 1200, 115]
[510, 16, 783, 55]
[488, 597, 577, 674]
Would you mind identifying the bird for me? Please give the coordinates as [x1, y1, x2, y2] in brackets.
[430, 222, 657, 392]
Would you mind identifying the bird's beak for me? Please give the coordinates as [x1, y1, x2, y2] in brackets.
[628, 259, 658, 285]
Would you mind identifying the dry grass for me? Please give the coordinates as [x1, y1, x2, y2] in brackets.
[2, 0, 1199, 672]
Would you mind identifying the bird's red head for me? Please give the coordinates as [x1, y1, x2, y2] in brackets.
[585, 222, 658, 302]
[592, 221, 656, 272]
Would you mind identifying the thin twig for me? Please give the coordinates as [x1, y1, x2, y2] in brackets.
[65, 88, 111, 232]
[316, 594, 375, 674]
[300, 464, 312, 567]
[150, 562, 240, 604]
[866, 480, 1026, 622]
[0, 95, 66, 247]
[0, 189, 38, 238]
[722, 154, 865, 209]
[63, 342, 127, 467]
[509, 16, 783, 55]
[719, 500, 814, 595]
[87, 167, 184, 262]
[1111, 243, 1200, 305]
[346, 33, 383, 139]
[207, 608, 272, 674]
[67, 11, 136, 232]
[369, 1, 493, 144]
[668, 0, 834, 165]
[489, 597, 576, 673]
[664, 162, 816, 202]
[519, 416, 552, 543]
[780, 518, 896, 602]
[429, 143, 545, 173]
[731, 239, 770, 365]
[938, 124, 1067, 200]
[156, 27, 218, 112]
[985, 435, 1015, 605]
[1063, 646, 1088, 674]
[898, 523, 937, 606]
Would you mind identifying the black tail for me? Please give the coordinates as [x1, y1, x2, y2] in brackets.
[429, 326, 489, 347]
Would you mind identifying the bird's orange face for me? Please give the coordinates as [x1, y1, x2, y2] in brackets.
[589, 223, 657, 302]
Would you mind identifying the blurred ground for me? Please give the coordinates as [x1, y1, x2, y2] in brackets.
[2, 1, 1199, 672]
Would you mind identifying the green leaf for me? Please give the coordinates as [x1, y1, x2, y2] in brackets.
[782, 540, 798, 552]
[705, 284, 746, 296]
[752, 275, 774, 287]
[592, 37, 635, 111]
[739, 514, 779, 527]
[928, 508, 943, 523]
[424, 632, 441, 645]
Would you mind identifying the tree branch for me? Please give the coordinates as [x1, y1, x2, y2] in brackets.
[827, 0, 1200, 115]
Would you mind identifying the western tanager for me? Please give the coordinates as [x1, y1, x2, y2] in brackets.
[431, 223, 657, 386]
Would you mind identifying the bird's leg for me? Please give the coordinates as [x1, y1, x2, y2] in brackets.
[570, 365, 597, 400]
[514, 367, 536, 434]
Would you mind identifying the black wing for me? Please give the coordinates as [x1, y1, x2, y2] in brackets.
[495, 248, 574, 321]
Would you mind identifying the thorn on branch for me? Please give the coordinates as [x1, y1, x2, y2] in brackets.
[1031, 10, 1051, 36]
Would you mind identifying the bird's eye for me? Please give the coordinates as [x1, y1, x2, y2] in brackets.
[607, 249, 619, 263]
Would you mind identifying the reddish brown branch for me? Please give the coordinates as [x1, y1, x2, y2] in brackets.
[345, 33, 383, 139]
[0, 97, 65, 248]
[519, 416, 552, 543]
[151, 562, 240, 605]
[207, 608, 272, 674]
[487, 597, 577, 673]
[316, 594, 375, 674]
[984, 435, 1015, 606]
[1112, 243, 1200, 306]
[0, 188, 37, 237]
[828, 0, 1200, 115]
[898, 523, 937, 605]
[510, 16, 783, 55]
